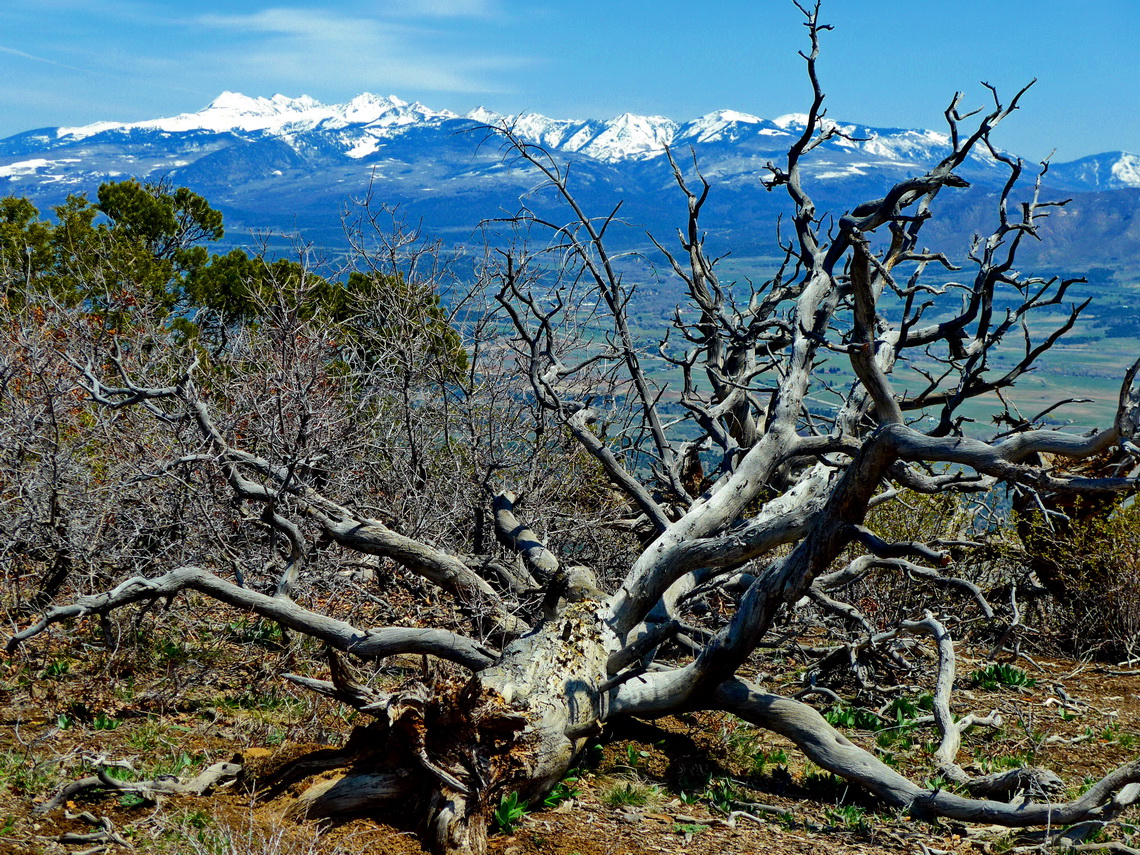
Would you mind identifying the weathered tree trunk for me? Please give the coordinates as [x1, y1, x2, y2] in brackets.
[275, 602, 618, 855]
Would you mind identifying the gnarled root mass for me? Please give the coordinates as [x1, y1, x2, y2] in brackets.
[261, 600, 615, 855]
[260, 679, 526, 855]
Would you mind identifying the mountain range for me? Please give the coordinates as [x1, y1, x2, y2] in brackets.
[2, 92, 1139, 269]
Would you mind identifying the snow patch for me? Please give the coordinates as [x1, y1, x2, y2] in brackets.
[509, 114, 590, 150]
[773, 113, 809, 129]
[679, 109, 766, 143]
[1110, 153, 1140, 187]
[577, 113, 678, 161]
[346, 135, 381, 159]
[56, 121, 119, 139]
[0, 157, 79, 177]
[814, 167, 868, 179]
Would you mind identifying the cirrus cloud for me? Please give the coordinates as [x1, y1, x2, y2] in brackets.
[191, 6, 524, 95]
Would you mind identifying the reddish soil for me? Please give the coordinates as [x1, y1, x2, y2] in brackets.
[1, 619, 1139, 855]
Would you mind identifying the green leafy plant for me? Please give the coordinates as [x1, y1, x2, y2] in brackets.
[226, 617, 286, 649]
[826, 804, 870, 833]
[1100, 722, 1136, 749]
[154, 638, 189, 665]
[884, 696, 919, 719]
[970, 663, 1036, 690]
[180, 808, 213, 830]
[491, 791, 528, 834]
[924, 774, 953, 791]
[704, 777, 740, 814]
[979, 751, 1035, 774]
[824, 704, 882, 730]
[621, 744, 648, 769]
[990, 832, 1018, 854]
[266, 727, 288, 746]
[673, 822, 709, 835]
[751, 746, 789, 775]
[0, 751, 53, 794]
[542, 771, 582, 808]
[875, 729, 912, 747]
[802, 765, 846, 794]
[43, 659, 70, 679]
[876, 703, 919, 750]
[92, 712, 121, 731]
[118, 792, 147, 808]
[153, 751, 198, 778]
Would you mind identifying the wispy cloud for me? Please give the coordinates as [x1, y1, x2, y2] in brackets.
[383, 0, 498, 18]
[197, 8, 391, 39]
[0, 44, 89, 73]
[191, 7, 523, 94]
[0, 0, 526, 135]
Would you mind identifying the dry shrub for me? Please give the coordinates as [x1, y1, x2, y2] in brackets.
[1018, 498, 1140, 660]
[844, 490, 992, 629]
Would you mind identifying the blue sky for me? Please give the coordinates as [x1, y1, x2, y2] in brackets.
[2, 0, 1137, 162]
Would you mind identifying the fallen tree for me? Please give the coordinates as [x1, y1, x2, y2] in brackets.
[8, 3, 1140, 853]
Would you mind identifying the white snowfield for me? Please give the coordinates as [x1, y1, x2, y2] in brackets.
[0, 157, 78, 179]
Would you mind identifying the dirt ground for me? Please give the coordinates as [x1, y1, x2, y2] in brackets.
[1, 615, 1139, 855]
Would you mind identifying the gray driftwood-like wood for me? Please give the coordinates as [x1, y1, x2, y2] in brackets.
[12, 4, 1140, 854]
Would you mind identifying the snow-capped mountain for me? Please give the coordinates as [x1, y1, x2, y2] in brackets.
[1045, 151, 1140, 191]
[55, 92, 456, 141]
[1, 90, 992, 170]
[2, 92, 1138, 265]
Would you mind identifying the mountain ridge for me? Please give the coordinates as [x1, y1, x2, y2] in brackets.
[8, 90, 1134, 180]
[2, 91, 1139, 270]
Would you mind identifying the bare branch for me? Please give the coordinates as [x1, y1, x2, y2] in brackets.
[9, 566, 498, 670]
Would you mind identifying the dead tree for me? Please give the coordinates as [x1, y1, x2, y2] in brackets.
[9, 5, 1140, 854]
